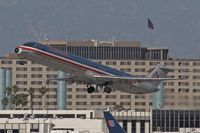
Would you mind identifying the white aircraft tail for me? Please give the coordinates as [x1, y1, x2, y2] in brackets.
[146, 64, 172, 88]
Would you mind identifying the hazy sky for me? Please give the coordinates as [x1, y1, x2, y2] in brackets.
[0, 0, 200, 58]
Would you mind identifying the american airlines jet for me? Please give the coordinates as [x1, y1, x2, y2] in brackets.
[15, 42, 173, 94]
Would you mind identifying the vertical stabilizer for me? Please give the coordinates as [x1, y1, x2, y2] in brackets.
[146, 64, 172, 88]
[103, 111, 126, 133]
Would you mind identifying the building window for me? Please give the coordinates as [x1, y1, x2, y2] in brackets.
[120, 95, 131, 99]
[46, 74, 57, 78]
[91, 102, 102, 105]
[193, 69, 200, 73]
[135, 62, 145, 66]
[149, 62, 160, 66]
[76, 88, 86, 92]
[164, 82, 174, 86]
[31, 67, 42, 71]
[91, 95, 102, 99]
[68, 88, 72, 92]
[46, 67, 56, 71]
[135, 102, 145, 106]
[16, 74, 27, 78]
[76, 95, 87, 98]
[120, 61, 131, 65]
[67, 95, 72, 98]
[16, 67, 27, 71]
[135, 68, 145, 72]
[178, 82, 189, 86]
[18, 88, 27, 91]
[164, 62, 175, 66]
[31, 81, 42, 85]
[178, 62, 189, 66]
[135, 95, 145, 99]
[16, 61, 27, 65]
[67, 102, 72, 105]
[179, 75, 189, 79]
[120, 102, 131, 106]
[193, 76, 200, 79]
[31, 74, 42, 78]
[178, 88, 189, 92]
[193, 62, 200, 66]
[193, 89, 200, 92]
[178, 69, 189, 73]
[1, 60, 12, 64]
[48, 81, 57, 85]
[105, 102, 116, 105]
[76, 102, 87, 105]
[46, 95, 56, 98]
[193, 82, 200, 86]
[105, 95, 116, 99]
[16, 81, 27, 85]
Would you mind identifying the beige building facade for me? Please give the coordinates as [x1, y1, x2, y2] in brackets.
[0, 40, 199, 111]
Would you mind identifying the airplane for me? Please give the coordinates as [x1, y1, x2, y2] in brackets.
[15, 42, 175, 94]
[103, 111, 126, 133]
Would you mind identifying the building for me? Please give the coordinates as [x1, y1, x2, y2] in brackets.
[0, 110, 104, 133]
[0, 109, 200, 133]
[0, 40, 200, 111]
[40, 40, 168, 60]
[152, 109, 200, 133]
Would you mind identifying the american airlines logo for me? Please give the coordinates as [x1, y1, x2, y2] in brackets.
[151, 71, 160, 87]
[151, 71, 159, 78]
[108, 120, 115, 127]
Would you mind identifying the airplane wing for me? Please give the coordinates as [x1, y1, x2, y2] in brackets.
[93, 75, 178, 83]
[46, 74, 178, 85]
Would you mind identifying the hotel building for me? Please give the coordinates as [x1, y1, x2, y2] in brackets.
[0, 40, 199, 111]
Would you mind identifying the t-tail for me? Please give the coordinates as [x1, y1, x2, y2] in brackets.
[146, 64, 173, 88]
[103, 111, 126, 133]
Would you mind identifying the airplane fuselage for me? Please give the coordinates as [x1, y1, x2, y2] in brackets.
[15, 42, 158, 94]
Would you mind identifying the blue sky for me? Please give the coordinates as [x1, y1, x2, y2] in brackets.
[0, 0, 200, 58]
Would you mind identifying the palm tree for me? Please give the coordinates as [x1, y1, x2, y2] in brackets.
[18, 94, 28, 110]
[39, 86, 48, 110]
[1, 97, 9, 110]
[28, 87, 35, 110]
[5, 87, 12, 109]
[10, 85, 19, 110]
[12, 85, 19, 95]
[6, 87, 12, 96]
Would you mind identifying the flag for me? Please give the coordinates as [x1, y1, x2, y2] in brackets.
[148, 18, 154, 29]
[108, 120, 115, 127]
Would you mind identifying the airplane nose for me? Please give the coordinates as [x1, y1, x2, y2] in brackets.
[15, 47, 22, 54]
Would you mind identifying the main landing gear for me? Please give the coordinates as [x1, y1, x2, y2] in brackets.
[87, 86, 95, 94]
[87, 84, 112, 94]
[104, 86, 112, 94]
